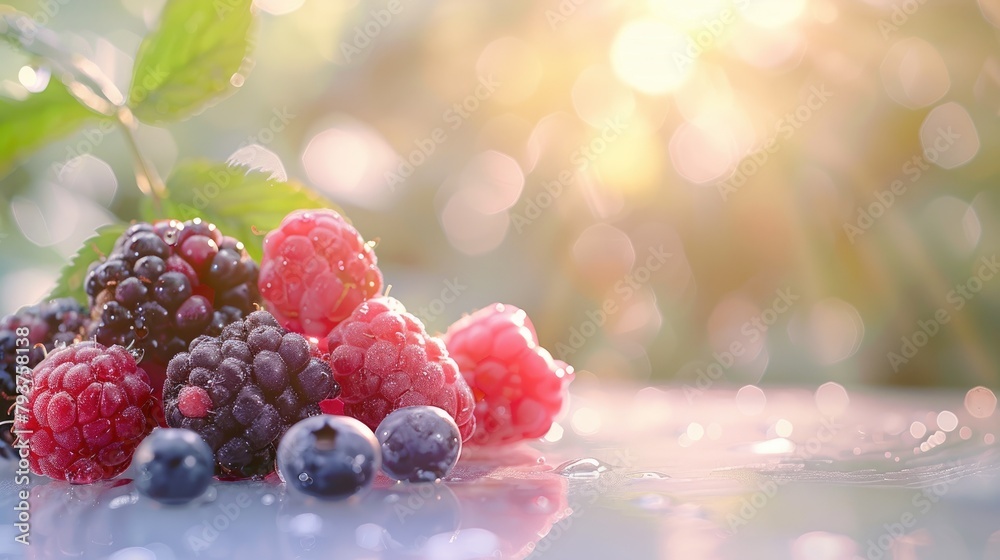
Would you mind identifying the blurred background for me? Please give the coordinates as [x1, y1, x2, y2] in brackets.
[1, 0, 998, 390]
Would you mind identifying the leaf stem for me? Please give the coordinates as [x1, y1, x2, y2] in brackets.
[116, 108, 166, 218]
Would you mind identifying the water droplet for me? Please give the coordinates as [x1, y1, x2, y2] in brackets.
[555, 457, 613, 479]
[530, 495, 554, 514]
[261, 494, 275, 506]
[383, 494, 401, 504]
[632, 493, 670, 511]
[201, 486, 217, 502]
[631, 471, 670, 480]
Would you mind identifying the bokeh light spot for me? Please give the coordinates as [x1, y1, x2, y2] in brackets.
[736, 385, 766, 415]
[611, 19, 692, 95]
[880, 38, 950, 109]
[919, 102, 980, 169]
[815, 382, 850, 416]
[965, 386, 997, 418]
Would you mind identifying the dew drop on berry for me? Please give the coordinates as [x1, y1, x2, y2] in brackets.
[162, 228, 180, 246]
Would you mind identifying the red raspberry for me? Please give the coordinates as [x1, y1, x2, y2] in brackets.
[13, 342, 154, 484]
[259, 209, 383, 340]
[443, 303, 574, 446]
[325, 297, 476, 440]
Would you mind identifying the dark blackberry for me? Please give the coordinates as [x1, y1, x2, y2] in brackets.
[163, 310, 340, 479]
[0, 298, 90, 444]
[85, 219, 262, 399]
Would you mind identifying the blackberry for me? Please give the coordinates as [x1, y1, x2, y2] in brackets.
[0, 298, 90, 444]
[85, 219, 261, 396]
[163, 310, 340, 479]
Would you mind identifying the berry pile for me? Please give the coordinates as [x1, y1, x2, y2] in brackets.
[444, 303, 574, 446]
[86, 219, 261, 393]
[163, 310, 339, 478]
[0, 298, 90, 442]
[8, 203, 573, 495]
[325, 297, 476, 440]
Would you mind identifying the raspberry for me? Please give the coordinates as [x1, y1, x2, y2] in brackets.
[259, 209, 383, 340]
[13, 341, 155, 483]
[442, 303, 574, 446]
[0, 298, 90, 444]
[84, 219, 261, 399]
[325, 297, 476, 440]
[163, 310, 340, 479]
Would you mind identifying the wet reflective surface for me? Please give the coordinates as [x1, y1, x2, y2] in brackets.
[0, 385, 998, 559]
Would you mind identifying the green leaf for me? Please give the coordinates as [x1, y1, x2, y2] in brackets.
[0, 78, 99, 177]
[155, 160, 336, 261]
[128, 0, 256, 123]
[48, 223, 127, 304]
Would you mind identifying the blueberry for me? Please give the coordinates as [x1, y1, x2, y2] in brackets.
[133, 428, 214, 505]
[376, 406, 461, 483]
[277, 415, 380, 500]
